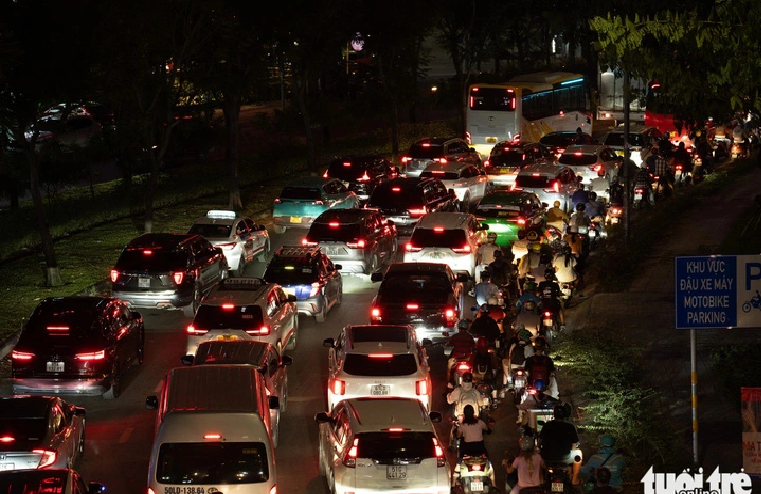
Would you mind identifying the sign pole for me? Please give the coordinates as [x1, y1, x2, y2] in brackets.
[690, 328, 698, 466]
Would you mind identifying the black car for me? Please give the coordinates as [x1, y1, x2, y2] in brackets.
[323, 155, 399, 203]
[539, 131, 600, 158]
[370, 263, 468, 342]
[365, 177, 458, 235]
[11, 297, 144, 399]
[303, 209, 398, 274]
[110, 233, 228, 316]
[400, 137, 482, 177]
[0, 468, 105, 494]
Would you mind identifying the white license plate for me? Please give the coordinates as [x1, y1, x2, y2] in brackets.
[290, 216, 301, 224]
[386, 465, 407, 479]
[138, 277, 150, 288]
[552, 482, 565, 492]
[634, 192, 642, 200]
[371, 384, 389, 396]
[324, 248, 338, 255]
[486, 137, 498, 144]
[47, 362, 64, 373]
[470, 481, 484, 492]
[611, 217, 619, 224]
[216, 335, 238, 341]
[0, 463, 14, 471]
[515, 378, 526, 388]
[543, 318, 554, 327]
[282, 288, 295, 296]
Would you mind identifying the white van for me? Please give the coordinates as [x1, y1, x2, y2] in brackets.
[145, 365, 279, 494]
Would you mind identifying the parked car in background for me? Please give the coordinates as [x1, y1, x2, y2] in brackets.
[322, 155, 399, 203]
[11, 297, 144, 399]
[110, 233, 228, 317]
[475, 190, 546, 247]
[303, 209, 397, 274]
[400, 137, 482, 177]
[419, 162, 489, 211]
[365, 177, 458, 236]
[0, 396, 86, 470]
[484, 140, 554, 188]
[272, 177, 360, 234]
[513, 164, 580, 213]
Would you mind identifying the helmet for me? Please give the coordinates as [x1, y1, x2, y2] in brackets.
[525, 280, 537, 292]
[589, 191, 597, 201]
[679, 141, 686, 149]
[533, 379, 546, 391]
[553, 404, 566, 419]
[534, 334, 548, 348]
[480, 303, 490, 314]
[462, 372, 474, 383]
[596, 467, 612, 485]
[600, 435, 616, 447]
[696, 130, 702, 137]
[487, 296, 500, 306]
[576, 202, 586, 211]
[544, 268, 555, 281]
[562, 245, 572, 256]
[518, 327, 533, 342]
[532, 242, 542, 252]
[494, 249, 503, 258]
[486, 232, 498, 242]
[520, 436, 535, 451]
[477, 338, 489, 350]
[458, 319, 471, 331]
[553, 200, 561, 208]
[568, 224, 578, 234]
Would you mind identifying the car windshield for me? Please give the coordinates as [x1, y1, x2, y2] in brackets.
[351, 326, 409, 343]
[0, 471, 69, 494]
[409, 229, 467, 249]
[515, 175, 556, 189]
[307, 222, 362, 242]
[188, 223, 233, 239]
[408, 143, 445, 160]
[193, 342, 267, 366]
[192, 304, 264, 331]
[263, 264, 318, 285]
[0, 418, 47, 443]
[21, 312, 104, 345]
[116, 250, 186, 271]
[157, 442, 269, 484]
[342, 354, 418, 376]
[378, 275, 451, 303]
[490, 150, 524, 165]
[419, 171, 459, 180]
[280, 187, 322, 201]
[558, 154, 597, 166]
[604, 133, 645, 147]
[356, 431, 435, 461]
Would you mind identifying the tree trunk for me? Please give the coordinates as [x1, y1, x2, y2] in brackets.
[294, 75, 315, 171]
[144, 155, 158, 233]
[224, 96, 243, 209]
[29, 150, 62, 286]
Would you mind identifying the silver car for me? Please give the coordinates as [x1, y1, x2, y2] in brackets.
[0, 396, 85, 471]
[401, 137, 482, 177]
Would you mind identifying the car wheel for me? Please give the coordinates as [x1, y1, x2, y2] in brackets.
[316, 301, 327, 323]
[78, 421, 85, 458]
[287, 316, 298, 351]
[135, 330, 145, 366]
[460, 194, 470, 212]
[335, 287, 343, 307]
[280, 377, 288, 413]
[182, 283, 201, 317]
[318, 439, 327, 477]
[103, 361, 121, 400]
[257, 240, 270, 262]
[273, 225, 287, 234]
[366, 253, 379, 274]
[235, 255, 246, 277]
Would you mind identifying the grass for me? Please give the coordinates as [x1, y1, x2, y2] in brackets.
[718, 199, 761, 255]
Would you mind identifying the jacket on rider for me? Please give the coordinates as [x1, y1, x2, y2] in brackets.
[470, 313, 501, 346]
[447, 382, 484, 417]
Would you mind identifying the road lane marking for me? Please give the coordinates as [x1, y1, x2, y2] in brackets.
[118, 427, 133, 443]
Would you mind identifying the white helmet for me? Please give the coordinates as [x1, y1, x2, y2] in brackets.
[486, 232, 498, 243]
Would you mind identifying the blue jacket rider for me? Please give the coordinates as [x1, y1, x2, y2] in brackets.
[580, 435, 625, 492]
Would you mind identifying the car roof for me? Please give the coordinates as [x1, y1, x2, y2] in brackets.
[349, 341, 414, 355]
[386, 262, 450, 274]
[608, 124, 656, 134]
[415, 212, 471, 230]
[343, 397, 434, 432]
[479, 190, 536, 205]
[314, 209, 375, 223]
[204, 278, 271, 303]
[494, 141, 540, 148]
[29, 297, 113, 326]
[0, 396, 55, 418]
[344, 325, 415, 347]
[412, 137, 458, 146]
[285, 176, 335, 188]
[271, 245, 323, 261]
[561, 144, 606, 155]
[376, 177, 434, 191]
[192, 210, 250, 226]
[194, 340, 270, 365]
[421, 161, 469, 173]
[329, 155, 391, 166]
[126, 233, 196, 249]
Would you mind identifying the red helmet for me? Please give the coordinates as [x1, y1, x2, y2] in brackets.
[477, 338, 489, 350]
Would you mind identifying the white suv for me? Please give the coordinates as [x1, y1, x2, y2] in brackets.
[315, 397, 450, 494]
[403, 212, 488, 279]
[323, 325, 432, 411]
[186, 278, 298, 357]
[419, 162, 489, 211]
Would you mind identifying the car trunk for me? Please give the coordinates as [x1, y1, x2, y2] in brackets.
[352, 431, 442, 490]
[14, 326, 109, 379]
[340, 354, 420, 398]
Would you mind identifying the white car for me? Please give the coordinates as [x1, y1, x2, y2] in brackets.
[323, 325, 432, 411]
[419, 162, 489, 211]
[188, 210, 270, 277]
[315, 397, 450, 494]
[557, 144, 619, 185]
[403, 212, 487, 279]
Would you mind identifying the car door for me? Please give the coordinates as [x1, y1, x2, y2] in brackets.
[266, 289, 285, 351]
[234, 219, 255, 263]
[265, 347, 286, 405]
[326, 405, 350, 474]
[50, 403, 74, 465]
[327, 328, 346, 378]
[323, 257, 340, 305]
[246, 218, 267, 258]
[276, 287, 297, 336]
[369, 213, 388, 258]
[112, 301, 138, 367]
[469, 165, 488, 200]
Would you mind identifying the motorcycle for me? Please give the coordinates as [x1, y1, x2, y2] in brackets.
[455, 454, 500, 494]
[540, 309, 558, 345]
[741, 291, 761, 313]
[559, 282, 574, 309]
[513, 304, 541, 338]
[674, 164, 691, 186]
[605, 204, 623, 225]
[633, 186, 649, 209]
[651, 175, 672, 201]
[544, 459, 579, 494]
[731, 142, 743, 159]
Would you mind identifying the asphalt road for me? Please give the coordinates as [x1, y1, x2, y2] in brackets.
[0, 228, 520, 493]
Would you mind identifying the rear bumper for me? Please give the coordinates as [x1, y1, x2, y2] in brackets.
[272, 216, 315, 228]
[13, 377, 108, 396]
[296, 296, 326, 316]
[112, 289, 191, 311]
[384, 216, 419, 235]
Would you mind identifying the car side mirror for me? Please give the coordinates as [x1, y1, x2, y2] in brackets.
[323, 337, 336, 348]
[315, 411, 331, 424]
[268, 396, 280, 409]
[73, 406, 86, 416]
[258, 224, 267, 231]
[542, 202, 549, 208]
[371, 272, 384, 282]
[422, 338, 432, 347]
[180, 355, 194, 365]
[429, 411, 443, 423]
[334, 264, 343, 271]
[281, 355, 293, 366]
[287, 295, 298, 302]
[456, 273, 469, 282]
[145, 396, 159, 410]
[88, 482, 106, 494]
[132, 311, 142, 320]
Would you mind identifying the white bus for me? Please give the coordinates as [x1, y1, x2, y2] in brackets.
[596, 67, 647, 124]
[466, 72, 593, 156]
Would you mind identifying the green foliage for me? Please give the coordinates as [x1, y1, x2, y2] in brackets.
[710, 344, 761, 409]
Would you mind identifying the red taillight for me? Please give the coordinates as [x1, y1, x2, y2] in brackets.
[221, 303, 235, 310]
[407, 303, 419, 310]
[517, 218, 526, 225]
[405, 242, 422, 252]
[0, 436, 14, 443]
[75, 350, 106, 361]
[274, 198, 282, 204]
[331, 379, 346, 396]
[33, 450, 56, 469]
[458, 363, 470, 371]
[401, 157, 411, 163]
[203, 434, 221, 440]
[186, 325, 209, 335]
[343, 162, 352, 167]
[142, 249, 153, 255]
[433, 226, 445, 232]
[359, 172, 371, 181]
[392, 186, 402, 192]
[323, 170, 329, 178]
[343, 438, 358, 468]
[368, 353, 393, 358]
[408, 206, 428, 217]
[148, 488, 157, 494]
[516, 369, 524, 376]
[314, 200, 324, 205]
[173, 271, 184, 284]
[484, 160, 490, 167]
[346, 239, 366, 249]
[269, 486, 277, 494]
[635, 187, 644, 193]
[246, 326, 271, 336]
[309, 282, 321, 298]
[416, 379, 428, 395]
[472, 464, 483, 471]
[11, 350, 34, 361]
[439, 157, 448, 163]
[451, 245, 471, 253]
[46, 326, 69, 334]
[217, 242, 237, 249]
[302, 238, 318, 246]
[329, 221, 340, 228]
[543, 311, 552, 318]
[371, 308, 381, 319]
[676, 165, 683, 171]
[110, 269, 119, 283]
[445, 309, 455, 319]
[433, 438, 446, 467]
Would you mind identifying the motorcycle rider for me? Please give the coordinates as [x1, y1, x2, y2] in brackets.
[503, 436, 545, 494]
[552, 244, 578, 291]
[646, 147, 672, 197]
[563, 225, 586, 285]
[504, 326, 535, 390]
[588, 467, 619, 494]
[546, 200, 570, 232]
[633, 163, 654, 206]
[571, 181, 590, 211]
[538, 267, 565, 331]
[538, 404, 582, 487]
[471, 337, 501, 389]
[580, 435, 626, 493]
[515, 278, 540, 313]
[517, 242, 542, 292]
[477, 233, 502, 283]
[446, 320, 475, 384]
[671, 141, 693, 183]
[585, 191, 605, 223]
[470, 305, 502, 349]
[569, 202, 591, 235]
[488, 249, 513, 287]
[474, 271, 500, 307]
[524, 336, 558, 400]
[453, 404, 493, 481]
[447, 373, 485, 419]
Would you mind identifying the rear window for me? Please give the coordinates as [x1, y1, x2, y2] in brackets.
[558, 154, 597, 166]
[263, 264, 318, 285]
[475, 205, 523, 219]
[157, 442, 269, 484]
[408, 143, 445, 160]
[351, 326, 409, 344]
[515, 175, 556, 189]
[540, 134, 574, 146]
[307, 222, 361, 242]
[378, 274, 451, 304]
[188, 223, 232, 239]
[343, 353, 418, 376]
[419, 171, 459, 180]
[0, 418, 47, 444]
[327, 161, 371, 180]
[280, 186, 322, 201]
[409, 229, 467, 248]
[0, 471, 69, 494]
[356, 431, 435, 461]
[368, 186, 421, 208]
[469, 87, 516, 112]
[192, 304, 264, 331]
[116, 250, 186, 271]
[489, 149, 524, 165]
[604, 133, 644, 147]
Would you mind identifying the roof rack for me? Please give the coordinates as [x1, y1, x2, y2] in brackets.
[273, 245, 321, 261]
[217, 278, 268, 291]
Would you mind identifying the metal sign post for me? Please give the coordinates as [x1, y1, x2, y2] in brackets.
[690, 328, 698, 466]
